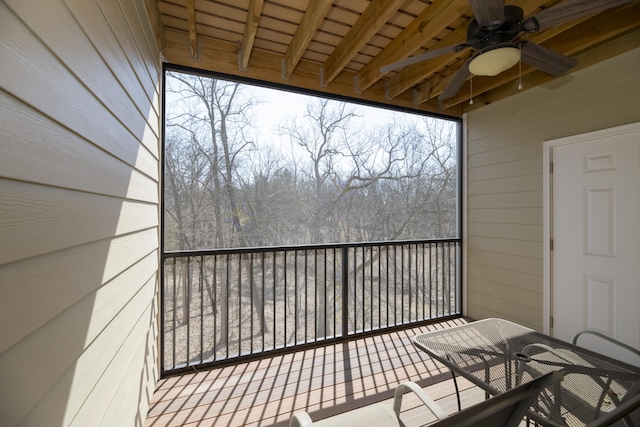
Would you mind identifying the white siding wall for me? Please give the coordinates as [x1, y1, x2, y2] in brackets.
[0, 0, 161, 425]
[465, 47, 640, 330]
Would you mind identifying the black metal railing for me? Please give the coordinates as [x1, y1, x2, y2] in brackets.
[161, 238, 460, 375]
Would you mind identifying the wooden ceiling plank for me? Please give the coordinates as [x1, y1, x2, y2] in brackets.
[321, 0, 405, 86]
[281, 0, 333, 79]
[356, 0, 470, 94]
[438, 2, 640, 109]
[185, 0, 198, 59]
[332, 0, 369, 14]
[197, 0, 251, 23]
[261, 0, 309, 11]
[239, 0, 265, 70]
[385, 0, 552, 100]
[162, 15, 188, 33]
[158, 1, 184, 20]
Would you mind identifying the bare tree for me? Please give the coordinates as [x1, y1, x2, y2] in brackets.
[166, 73, 267, 343]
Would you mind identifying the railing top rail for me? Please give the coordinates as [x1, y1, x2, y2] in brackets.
[163, 237, 461, 258]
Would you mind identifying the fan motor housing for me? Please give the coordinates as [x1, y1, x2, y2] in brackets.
[467, 5, 524, 49]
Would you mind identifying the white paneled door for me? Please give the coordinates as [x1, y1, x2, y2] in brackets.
[551, 123, 640, 366]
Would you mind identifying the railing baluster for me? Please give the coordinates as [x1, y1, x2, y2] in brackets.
[323, 248, 327, 339]
[429, 243, 433, 319]
[172, 257, 177, 369]
[199, 256, 203, 363]
[415, 244, 419, 321]
[272, 252, 276, 350]
[262, 252, 265, 353]
[186, 257, 191, 365]
[332, 248, 336, 338]
[405, 244, 409, 324]
[442, 243, 447, 316]
[421, 243, 427, 319]
[304, 250, 308, 343]
[238, 255, 242, 355]
[386, 245, 389, 328]
[369, 247, 373, 331]
[225, 254, 229, 359]
[435, 243, 440, 317]
[447, 243, 452, 315]
[294, 250, 298, 345]
[378, 245, 381, 330]
[250, 253, 254, 354]
[213, 255, 217, 360]
[361, 246, 364, 332]
[284, 250, 287, 347]
[314, 250, 318, 340]
[394, 245, 397, 326]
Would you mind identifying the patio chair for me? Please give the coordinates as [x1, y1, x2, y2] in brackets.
[516, 332, 640, 427]
[289, 371, 562, 427]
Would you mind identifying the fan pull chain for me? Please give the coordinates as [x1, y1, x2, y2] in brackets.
[518, 44, 523, 90]
[469, 76, 474, 105]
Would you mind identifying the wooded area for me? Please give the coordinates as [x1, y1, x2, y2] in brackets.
[164, 71, 459, 252]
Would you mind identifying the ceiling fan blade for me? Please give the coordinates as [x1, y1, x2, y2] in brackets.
[380, 44, 467, 73]
[522, 0, 635, 32]
[469, 0, 505, 27]
[520, 41, 578, 77]
[438, 58, 471, 101]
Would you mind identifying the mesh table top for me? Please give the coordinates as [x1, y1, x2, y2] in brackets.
[413, 318, 640, 427]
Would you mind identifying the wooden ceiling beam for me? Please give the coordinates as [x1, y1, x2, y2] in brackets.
[239, 0, 265, 70]
[438, 2, 640, 109]
[281, 0, 333, 79]
[185, 0, 198, 59]
[321, 0, 404, 86]
[384, 0, 551, 100]
[356, 0, 470, 94]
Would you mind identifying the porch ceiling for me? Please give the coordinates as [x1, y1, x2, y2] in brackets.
[146, 0, 640, 117]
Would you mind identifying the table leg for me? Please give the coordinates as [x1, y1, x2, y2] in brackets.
[451, 370, 461, 411]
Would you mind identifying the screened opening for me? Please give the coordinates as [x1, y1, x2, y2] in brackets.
[161, 67, 461, 374]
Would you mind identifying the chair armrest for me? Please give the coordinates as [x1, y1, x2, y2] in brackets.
[572, 330, 640, 358]
[393, 381, 448, 421]
[290, 411, 314, 427]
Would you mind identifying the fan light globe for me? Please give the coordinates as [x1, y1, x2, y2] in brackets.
[468, 47, 521, 76]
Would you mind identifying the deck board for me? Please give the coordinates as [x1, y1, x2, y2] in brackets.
[145, 318, 485, 427]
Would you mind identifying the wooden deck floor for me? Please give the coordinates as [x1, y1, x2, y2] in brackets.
[145, 317, 486, 427]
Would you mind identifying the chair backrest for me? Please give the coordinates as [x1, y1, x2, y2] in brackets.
[431, 371, 563, 427]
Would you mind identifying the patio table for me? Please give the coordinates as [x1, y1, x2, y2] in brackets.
[413, 318, 640, 427]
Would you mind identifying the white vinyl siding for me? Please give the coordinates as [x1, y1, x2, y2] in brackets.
[0, 0, 161, 425]
[465, 46, 640, 331]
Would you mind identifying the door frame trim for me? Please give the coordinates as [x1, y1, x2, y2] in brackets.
[543, 121, 640, 336]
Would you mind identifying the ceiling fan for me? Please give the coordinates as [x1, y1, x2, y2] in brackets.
[380, 0, 636, 103]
